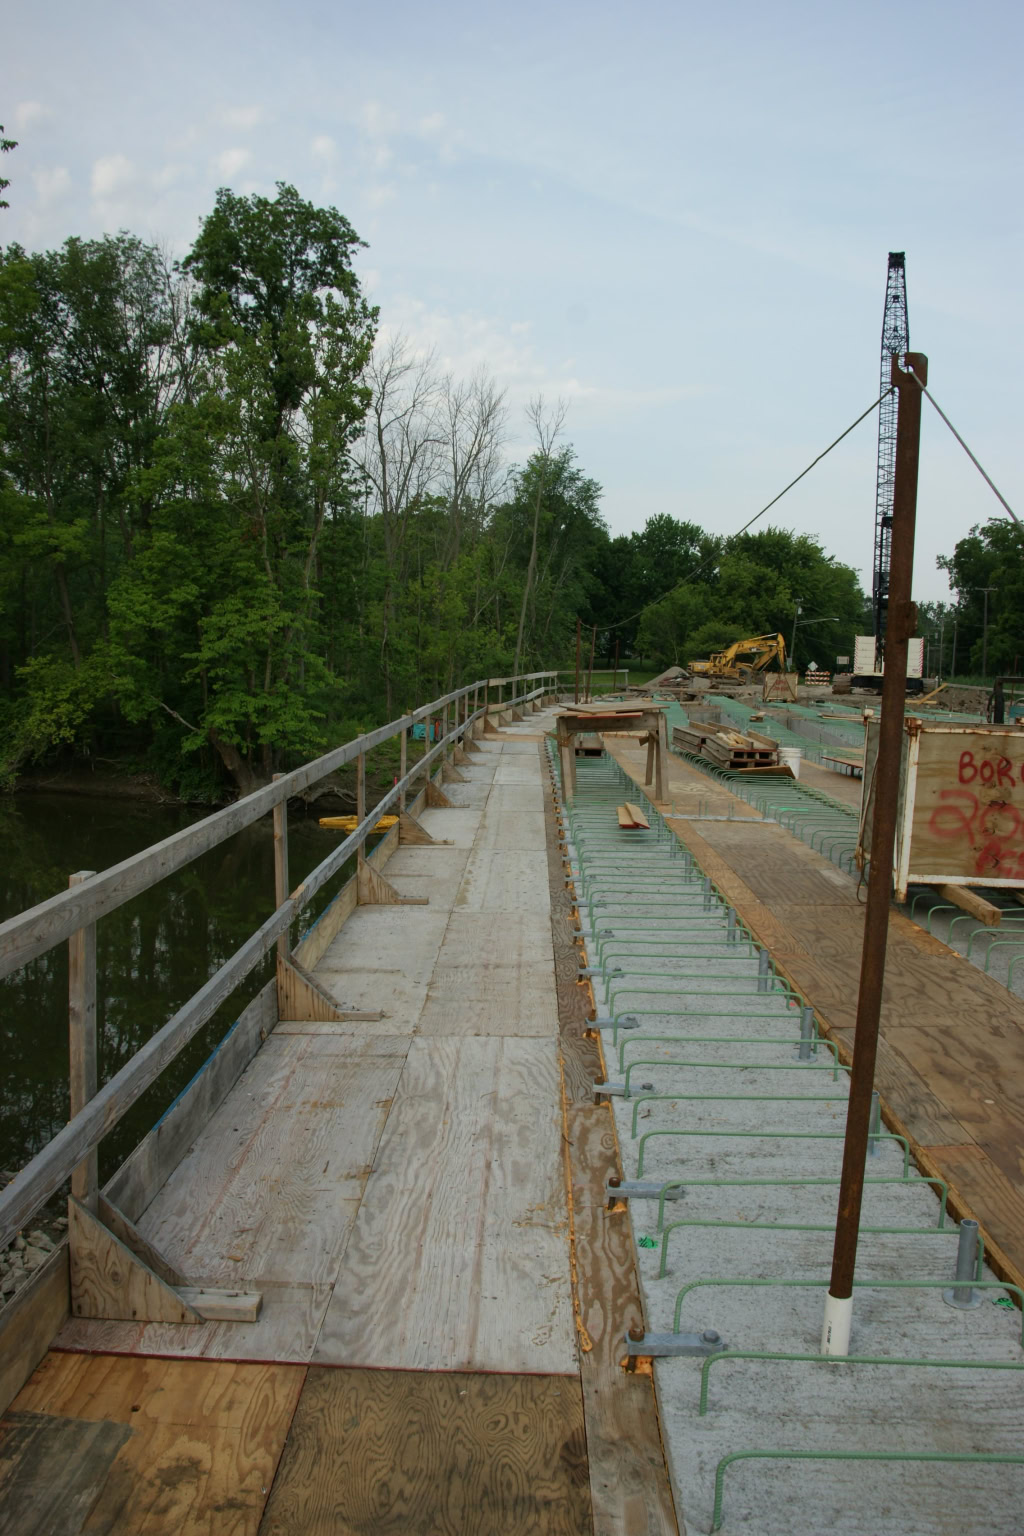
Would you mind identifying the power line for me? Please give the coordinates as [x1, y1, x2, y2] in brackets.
[905, 363, 1019, 526]
[604, 389, 891, 632]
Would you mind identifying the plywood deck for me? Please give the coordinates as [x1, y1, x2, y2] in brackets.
[56, 727, 575, 1373]
[607, 734, 1024, 1292]
[258, 1368, 591, 1536]
[0, 1353, 304, 1535]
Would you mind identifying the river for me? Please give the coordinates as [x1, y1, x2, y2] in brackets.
[0, 793, 357, 1187]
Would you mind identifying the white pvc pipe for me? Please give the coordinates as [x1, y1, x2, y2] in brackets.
[821, 1291, 853, 1356]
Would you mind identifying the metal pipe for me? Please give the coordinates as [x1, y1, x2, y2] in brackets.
[823, 351, 928, 1358]
[757, 949, 771, 991]
[944, 1219, 982, 1308]
[798, 1006, 814, 1060]
[867, 1090, 881, 1155]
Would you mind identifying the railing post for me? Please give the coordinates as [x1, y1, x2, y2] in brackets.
[272, 775, 290, 979]
[356, 751, 366, 867]
[400, 725, 408, 811]
[68, 870, 98, 1212]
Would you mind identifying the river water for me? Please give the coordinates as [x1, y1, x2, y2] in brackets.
[0, 793, 355, 1186]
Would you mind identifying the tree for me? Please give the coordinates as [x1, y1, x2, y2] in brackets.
[0, 126, 16, 209]
[110, 182, 380, 791]
[512, 397, 567, 679]
[939, 519, 1024, 675]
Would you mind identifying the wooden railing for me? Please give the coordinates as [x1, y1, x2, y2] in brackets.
[0, 672, 557, 1249]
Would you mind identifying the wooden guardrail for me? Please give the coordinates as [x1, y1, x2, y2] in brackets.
[0, 671, 557, 1250]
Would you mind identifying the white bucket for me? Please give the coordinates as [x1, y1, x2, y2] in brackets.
[778, 746, 802, 779]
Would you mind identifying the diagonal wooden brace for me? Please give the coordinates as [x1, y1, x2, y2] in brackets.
[68, 1197, 262, 1325]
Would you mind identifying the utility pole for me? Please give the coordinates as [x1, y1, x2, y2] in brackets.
[822, 351, 927, 1357]
[574, 618, 582, 705]
[586, 625, 597, 702]
[938, 614, 945, 681]
[613, 637, 620, 693]
[980, 587, 997, 678]
[951, 615, 958, 678]
[789, 601, 802, 671]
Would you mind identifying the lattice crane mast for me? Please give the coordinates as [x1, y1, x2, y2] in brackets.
[872, 251, 910, 662]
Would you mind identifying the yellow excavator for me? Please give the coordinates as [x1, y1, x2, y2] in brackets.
[689, 633, 788, 681]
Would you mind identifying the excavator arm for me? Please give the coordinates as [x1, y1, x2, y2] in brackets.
[691, 633, 788, 679]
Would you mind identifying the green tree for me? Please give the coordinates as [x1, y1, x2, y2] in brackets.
[107, 183, 379, 791]
[938, 519, 1024, 675]
[0, 126, 16, 209]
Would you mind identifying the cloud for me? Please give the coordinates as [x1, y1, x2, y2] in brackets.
[32, 166, 71, 207]
[368, 183, 396, 207]
[418, 113, 445, 138]
[311, 135, 335, 159]
[221, 106, 263, 131]
[361, 101, 398, 139]
[216, 147, 250, 178]
[91, 153, 135, 198]
[14, 101, 50, 133]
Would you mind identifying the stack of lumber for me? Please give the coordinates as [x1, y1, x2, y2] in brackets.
[700, 727, 779, 769]
[673, 723, 712, 754]
[616, 802, 651, 830]
[674, 724, 780, 771]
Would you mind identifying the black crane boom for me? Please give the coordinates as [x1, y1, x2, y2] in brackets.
[873, 252, 910, 659]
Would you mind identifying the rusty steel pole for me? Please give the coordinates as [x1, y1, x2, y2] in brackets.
[574, 618, 582, 704]
[822, 352, 927, 1356]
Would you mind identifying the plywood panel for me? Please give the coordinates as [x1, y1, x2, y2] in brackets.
[5, 1352, 304, 1535]
[457, 850, 552, 913]
[313, 1036, 575, 1373]
[0, 1408, 132, 1535]
[908, 726, 1024, 882]
[135, 1032, 408, 1289]
[258, 1368, 591, 1536]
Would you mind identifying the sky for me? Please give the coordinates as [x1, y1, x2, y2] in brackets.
[5, 0, 1022, 607]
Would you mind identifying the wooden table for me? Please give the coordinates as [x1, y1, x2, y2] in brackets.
[556, 702, 668, 802]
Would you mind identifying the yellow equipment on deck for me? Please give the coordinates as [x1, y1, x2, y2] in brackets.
[318, 814, 398, 833]
[689, 633, 788, 681]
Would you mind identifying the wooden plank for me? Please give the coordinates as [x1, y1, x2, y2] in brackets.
[97, 1195, 186, 1286]
[7, 1352, 304, 1535]
[936, 882, 1002, 926]
[0, 1244, 69, 1420]
[915, 1143, 1024, 1293]
[68, 1197, 204, 1324]
[257, 1367, 592, 1536]
[312, 1036, 575, 1373]
[175, 1287, 263, 1322]
[292, 880, 357, 970]
[617, 805, 634, 829]
[0, 1408, 133, 1534]
[624, 802, 650, 830]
